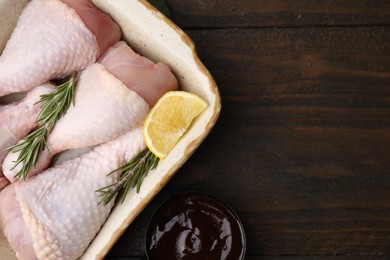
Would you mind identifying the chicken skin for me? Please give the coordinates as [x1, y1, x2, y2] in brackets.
[2, 41, 178, 183]
[0, 0, 121, 97]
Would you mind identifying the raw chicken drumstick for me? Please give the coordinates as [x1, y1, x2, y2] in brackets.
[2, 41, 178, 183]
[0, 85, 54, 189]
[0, 128, 145, 260]
[98, 41, 177, 107]
[0, 0, 121, 97]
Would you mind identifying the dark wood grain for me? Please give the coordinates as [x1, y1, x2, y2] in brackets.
[166, 0, 390, 28]
[108, 24, 390, 258]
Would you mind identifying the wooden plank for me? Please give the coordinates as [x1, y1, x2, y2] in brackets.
[107, 27, 390, 257]
[242, 258, 388, 260]
[166, 0, 390, 28]
[188, 26, 390, 256]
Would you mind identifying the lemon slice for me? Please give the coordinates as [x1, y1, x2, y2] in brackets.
[143, 91, 208, 159]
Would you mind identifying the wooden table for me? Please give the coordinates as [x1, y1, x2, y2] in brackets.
[108, 0, 390, 259]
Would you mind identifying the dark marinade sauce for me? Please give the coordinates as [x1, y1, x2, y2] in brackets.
[146, 193, 245, 260]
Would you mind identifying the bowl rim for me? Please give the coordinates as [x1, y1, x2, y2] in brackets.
[144, 191, 247, 260]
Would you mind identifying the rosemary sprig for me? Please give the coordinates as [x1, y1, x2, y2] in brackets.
[9, 73, 77, 180]
[96, 148, 159, 206]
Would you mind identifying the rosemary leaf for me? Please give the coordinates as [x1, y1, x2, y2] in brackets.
[9, 73, 77, 180]
[96, 148, 159, 206]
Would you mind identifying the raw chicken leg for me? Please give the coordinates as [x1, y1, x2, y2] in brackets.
[2, 63, 149, 183]
[0, 85, 54, 189]
[0, 128, 145, 260]
[61, 0, 121, 55]
[2, 41, 178, 183]
[99, 41, 178, 106]
[0, 0, 121, 97]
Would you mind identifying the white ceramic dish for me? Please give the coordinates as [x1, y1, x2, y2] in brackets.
[0, 0, 221, 259]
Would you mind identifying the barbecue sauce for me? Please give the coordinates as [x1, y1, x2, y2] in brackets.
[146, 193, 245, 260]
